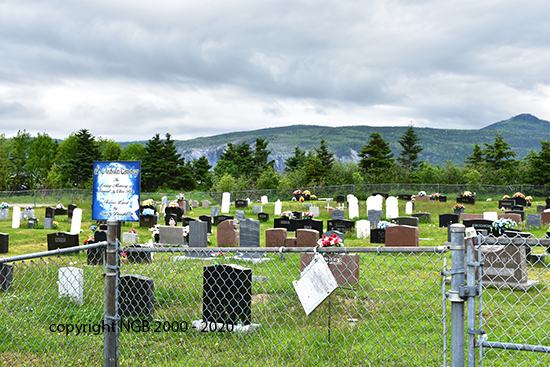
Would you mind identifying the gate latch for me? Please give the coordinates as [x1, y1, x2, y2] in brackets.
[459, 285, 479, 298]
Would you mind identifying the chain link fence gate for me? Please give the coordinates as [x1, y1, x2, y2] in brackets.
[0, 221, 450, 366]
[447, 225, 550, 367]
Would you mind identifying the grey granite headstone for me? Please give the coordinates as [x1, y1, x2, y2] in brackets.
[159, 226, 186, 246]
[210, 206, 220, 217]
[236, 210, 246, 221]
[302, 203, 312, 209]
[44, 217, 53, 229]
[310, 206, 320, 218]
[252, 205, 263, 214]
[332, 209, 345, 220]
[526, 214, 541, 229]
[0, 209, 8, 220]
[239, 218, 262, 260]
[411, 212, 431, 222]
[186, 220, 209, 258]
[537, 205, 545, 213]
[367, 210, 383, 228]
[323, 230, 344, 245]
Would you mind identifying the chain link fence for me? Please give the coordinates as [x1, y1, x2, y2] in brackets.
[473, 234, 550, 366]
[1, 239, 448, 366]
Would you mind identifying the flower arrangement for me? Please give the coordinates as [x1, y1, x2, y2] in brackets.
[25, 205, 33, 211]
[311, 195, 317, 200]
[182, 226, 190, 237]
[149, 224, 160, 237]
[210, 251, 227, 258]
[526, 196, 533, 203]
[281, 211, 294, 220]
[418, 191, 427, 196]
[302, 212, 314, 219]
[142, 199, 155, 206]
[461, 191, 473, 197]
[318, 233, 343, 247]
[293, 190, 303, 196]
[303, 190, 311, 196]
[502, 195, 510, 200]
[299, 196, 305, 202]
[452, 204, 466, 211]
[56, 204, 65, 209]
[377, 221, 392, 229]
[1, 202, 9, 209]
[491, 218, 516, 233]
[83, 225, 98, 245]
[52, 221, 59, 229]
[176, 193, 185, 201]
[120, 251, 128, 263]
[169, 201, 178, 208]
[430, 193, 440, 198]
[513, 192, 525, 198]
[142, 208, 155, 216]
[127, 228, 137, 234]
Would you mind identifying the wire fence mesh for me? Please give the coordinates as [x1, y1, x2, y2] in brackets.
[1, 244, 448, 366]
[476, 234, 550, 367]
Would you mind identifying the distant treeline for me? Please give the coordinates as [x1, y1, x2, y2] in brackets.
[1, 126, 549, 192]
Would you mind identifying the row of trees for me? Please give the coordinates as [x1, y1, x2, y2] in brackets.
[1, 127, 550, 192]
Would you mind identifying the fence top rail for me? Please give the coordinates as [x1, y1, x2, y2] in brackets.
[120, 245, 450, 254]
[0, 241, 107, 264]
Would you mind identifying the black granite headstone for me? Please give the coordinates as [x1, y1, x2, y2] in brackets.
[295, 218, 323, 237]
[0, 233, 8, 253]
[292, 211, 303, 220]
[327, 219, 355, 233]
[257, 212, 269, 223]
[47, 232, 79, 251]
[274, 218, 297, 232]
[68, 204, 77, 220]
[199, 215, 212, 234]
[45, 207, 55, 218]
[439, 214, 460, 228]
[165, 207, 183, 223]
[370, 228, 385, 243]
[235, 199, 248, 208]
[125, 245, 152, 264]
[0, 264, 13, 291]
[181, 217, 197, 227]
[463, 219, 493, 234]
[119, 274, 155, 318]
[140, 214, 157, 228]
[213, 215, 234, 226]
[203, 264, 252, 326]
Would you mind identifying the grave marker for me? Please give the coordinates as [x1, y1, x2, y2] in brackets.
[11, 206, 20, 229]
[274, 200, 282, 216]
[58, 267, 84, 304]
[217, 219, 240, 247]
[252, 205, 263, 214]
[119, 274, 155, 318]
[221, 192, 231, 213]
[70, 208, 83, 235]
[526, 214, 541, 229]
[385, 196, 399, 219]
[481, 244, 538, 290]
[356, 220, 370, 239]
[239, 219, 262, 259]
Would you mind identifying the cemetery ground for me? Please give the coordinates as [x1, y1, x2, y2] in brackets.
[1, 196, 550, 366]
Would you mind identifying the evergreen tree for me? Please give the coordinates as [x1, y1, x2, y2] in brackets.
[98, 138, 122, 161]
[526, 140, 550, 185]
[214, 141, 254, 179]
[464, 143, 484, 168]
[0, 134, 10, 191]
[251, 138, 275, 180]
[157, 133, 185, 189]
[141, 134, 164, 191]
[358, 132, 394, 180]
[119, 143, 147, 161]
[193, 156, 213, 190]
[314, 139, 335, 177]
[397, 125, 423, 174]
[483, 132, 516, 170]
[284, 146, 307, 172]
[57, 129, 100, 188]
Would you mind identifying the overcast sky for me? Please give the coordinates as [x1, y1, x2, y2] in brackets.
[1, 0, 549, 142]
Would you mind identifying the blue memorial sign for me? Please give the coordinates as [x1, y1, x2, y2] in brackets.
[92, 161, 141, 221]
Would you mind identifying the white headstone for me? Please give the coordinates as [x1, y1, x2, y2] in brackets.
[310, 206, 320, 218]
[12, 206, 20, 229]
[405, 201, 413, 215]
[386, 197, 399, 220]
[274, 200, 282, 216]
[356, 220, 370, 239]
[70, 208, 83, 235]
[348, 196, 359, 219]
[483, 212, 498, 221]
[58, 267, 84, 304]
[374, 195, 384, 211]
[221, 192, 231, 213]
[160, 196, 167, 214]
[261, 195, 269, 205]
[366, 196, 376, 212]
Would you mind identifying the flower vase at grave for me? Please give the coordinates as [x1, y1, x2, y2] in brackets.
[454, 208, 464, 216]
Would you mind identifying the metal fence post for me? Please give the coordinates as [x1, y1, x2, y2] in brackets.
[104, 219, 119, 367]
[465, 228, 478, 367]
[449, 224, 465, 367]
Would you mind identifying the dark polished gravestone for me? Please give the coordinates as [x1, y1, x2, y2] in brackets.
[498, 199, 516, 210]
[411, 212, 431, 222]
[125, 245, 153, 264]
[462, 219, 494, 234]
[203, 264, 252, 326]
[213, 215, 234, 226]
[257, 212, 270, 223]
[439, 195, 447, 202]
[514, 197, 527, 207]
[0, 263, 14, 291]
[391, 216, 419, 227]
[44, 207, 55, 229]
[327, 219, 355, 233]
[456, 196, 475, 205]
[0, 232, 8, 253]
[292, 211, 303, 220]
[119, 274, 155, 318]
[87, 230, 107, 265]
[370, 228, 385, 244]
[274, 217, 298, 232]
[181, 217, 197, 227]
[199, 215, 212, 234]
[67, 204, 77, 221]
[295, 218, 323, 238]
[398, 194, 413, 201]
[165, 207, 184, 224]
[139, 214, 157, 228]
[439, 214, 460, 228]
[235, 199, 248, 209]
[47, 232, 79, 251]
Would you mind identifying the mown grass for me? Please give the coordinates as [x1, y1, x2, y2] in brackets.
[0, 196, 549, 366]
